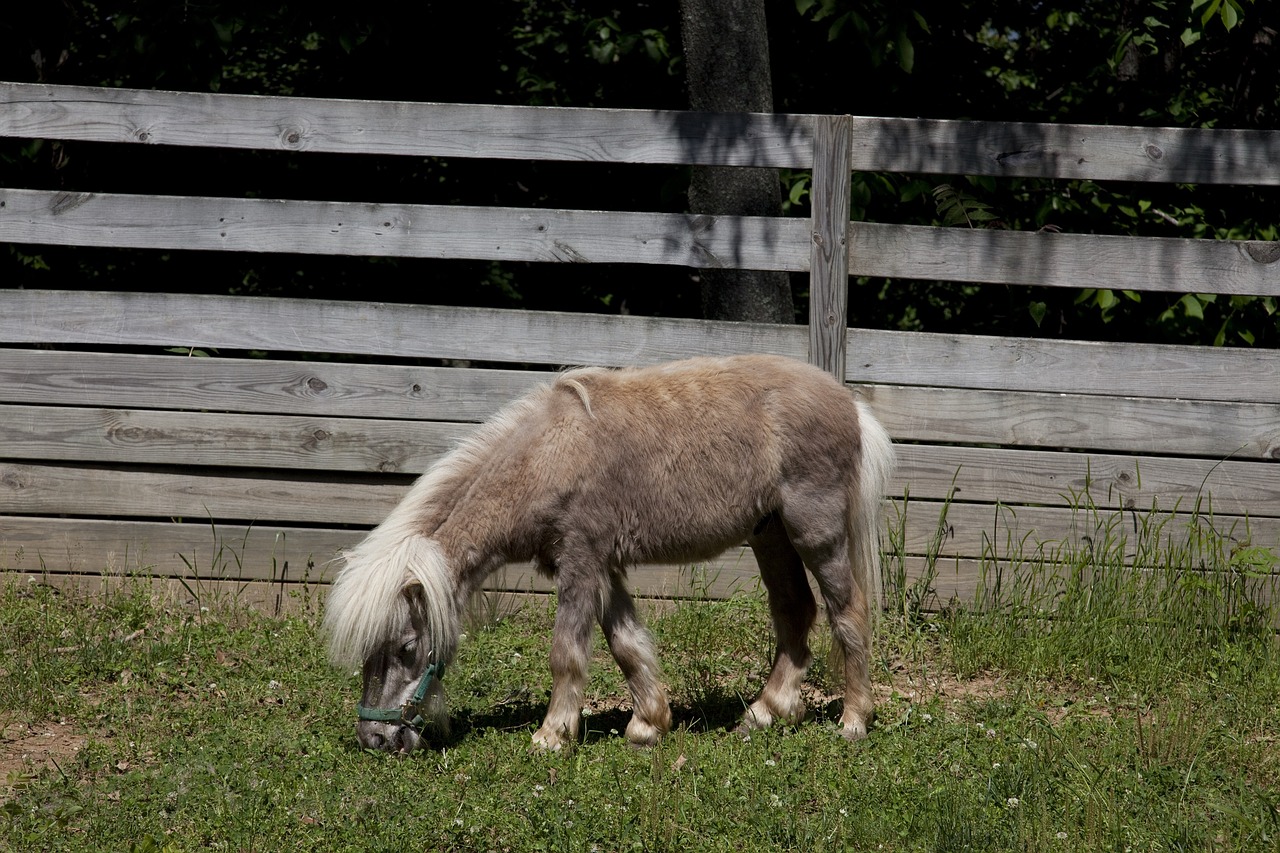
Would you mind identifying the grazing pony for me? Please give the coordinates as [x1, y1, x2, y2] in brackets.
[324, 354, 893, 753]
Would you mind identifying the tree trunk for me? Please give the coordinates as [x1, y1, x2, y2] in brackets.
[679, 0, 794, 323]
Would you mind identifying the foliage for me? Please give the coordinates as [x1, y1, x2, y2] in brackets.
[1, 2, 1277, 345]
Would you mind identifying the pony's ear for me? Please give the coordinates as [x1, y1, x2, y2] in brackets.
[400, 579, 429, 624]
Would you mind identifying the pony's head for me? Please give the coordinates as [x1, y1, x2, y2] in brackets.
[324, 534, 458, 753]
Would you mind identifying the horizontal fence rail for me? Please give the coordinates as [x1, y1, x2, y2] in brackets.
[4, 189, 1278, 296]
[6, 83, 1280, 183]
[0, 82, 817, 168]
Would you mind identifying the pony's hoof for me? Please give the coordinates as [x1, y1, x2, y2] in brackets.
[744, 704, 774, 728]
[530, 728, 566, 752]
[839, 723, 868, 741]
[624, 717, 664, 748]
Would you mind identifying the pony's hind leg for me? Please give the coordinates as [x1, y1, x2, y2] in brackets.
[804, 544, 874, 741]
[739, 513, 818, 733]
[779, 503, 874, 741]
[598, 573, 671, 746]
[532, 568, 600, 751]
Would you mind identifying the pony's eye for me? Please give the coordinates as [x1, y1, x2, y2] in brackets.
[399, 639, 418, 657]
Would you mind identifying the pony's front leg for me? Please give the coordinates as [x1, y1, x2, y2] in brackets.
[532, 573, 598, 750]
[599, 573, 670, 747]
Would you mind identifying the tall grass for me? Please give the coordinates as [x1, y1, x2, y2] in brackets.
[939, 488, 1279, 693]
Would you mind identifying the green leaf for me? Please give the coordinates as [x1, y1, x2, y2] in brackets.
[1180, 27, 1202, 46]
[1221, 0, 1239, 30]
[788, 177, 810, 205]
[897, 33, 915, 73]
[1028, 301, 1047, 327]
[1180, 293, 1204, 319]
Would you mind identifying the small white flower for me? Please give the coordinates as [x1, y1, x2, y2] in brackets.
[1056, 832, 1068, 840]
[919, 712, 933, 723]
[453, 818, 463, 827]
[268, 680, 283, 691]
[992, 762, 1001, 770]
[764, 759, 776, 767]
[1006, 797, 1019, 808]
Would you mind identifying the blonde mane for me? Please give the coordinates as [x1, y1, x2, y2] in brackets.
[323, 387, 552, 668]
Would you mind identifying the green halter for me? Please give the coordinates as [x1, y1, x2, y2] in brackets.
[356, 661, 444, 729]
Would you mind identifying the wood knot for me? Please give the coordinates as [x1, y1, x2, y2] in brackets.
[1242, 242, 1280, 264]
[50, 192, 90, 216]
[1143, 143, 1164, 161]
[279, 125, 307, 148]
[306, 376, 328, 392]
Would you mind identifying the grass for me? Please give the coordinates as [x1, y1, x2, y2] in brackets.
[1, 501, 1277, 852]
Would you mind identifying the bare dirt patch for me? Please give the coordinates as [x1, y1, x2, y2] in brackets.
[1, 720, 89, 795]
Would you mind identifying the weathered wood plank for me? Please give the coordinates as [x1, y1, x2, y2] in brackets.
[862, 384, 1280, 461]
[884, 500, 1279, 561]
[0, 82, 815, 168]
[0, 516, 347, 581]
[0, 349, 548, 420]
[6, 84, 1279, 185]
[4, 322, 1274, 416]
[7, 190, 1276, 295]
[848, 329, 1280, 404]
[0, 404, 471, 474]
[0, 188, 812, 271]
[0, 291, 808, 364]
[0, 462, 402, 526]
[849, 117, 1280, 185]
[3, 465, 1273, 558]
[10, 514, 1268, 610]
[895, 445, 1280, 520]
[848, 223, 1280, 297]
[807, 115, 852, 379]
[0, 516, 760, 599]
[6, 404, 1277, 518]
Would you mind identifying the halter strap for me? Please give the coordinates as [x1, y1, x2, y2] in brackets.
[356, 661, 444, 728]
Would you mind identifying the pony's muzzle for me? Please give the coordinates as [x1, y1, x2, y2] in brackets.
[357, 719, 421, 754]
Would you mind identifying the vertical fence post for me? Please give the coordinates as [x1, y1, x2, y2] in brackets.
[807, 114, 853, 382]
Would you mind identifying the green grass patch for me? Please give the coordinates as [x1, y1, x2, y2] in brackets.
[2, 502, 1278, 851]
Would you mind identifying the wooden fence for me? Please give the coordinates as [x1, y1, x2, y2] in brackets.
[1, 82, 1277, 608]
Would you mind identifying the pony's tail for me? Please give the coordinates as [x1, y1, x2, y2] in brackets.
[850, 400, 894, 625]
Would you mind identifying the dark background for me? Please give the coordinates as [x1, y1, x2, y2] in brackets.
[2, 1, 1277, 346]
